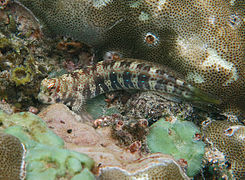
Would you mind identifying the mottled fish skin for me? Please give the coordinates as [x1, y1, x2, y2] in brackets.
[38, 58, 220, 112]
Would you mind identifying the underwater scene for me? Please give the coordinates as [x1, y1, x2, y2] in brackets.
[0, 0, 244, 179]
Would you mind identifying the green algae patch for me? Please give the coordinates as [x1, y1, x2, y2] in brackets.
[0, 110, 95, 180]
[147, 119, 205, 177]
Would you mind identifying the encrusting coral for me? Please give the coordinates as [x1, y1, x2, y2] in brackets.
[147, 118, 205, 177]
[202, 120, 245, 179]
[0, 110, 95, 180]
[0, 2, 48, 109]
[15, 0, 245, 113]
[38, 103, 192, 179]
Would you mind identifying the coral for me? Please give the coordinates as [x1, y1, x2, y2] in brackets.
[11, 65, 32, 86]
[16, 0, 245, 112]
[38, 58, 220, 112]
[202, 120, 245, 179]
[110, 114, 149, 148]
[0, 110, 64, 148]
[37, 103, 143, 168]
[0, 4, 48, 109]
[0, 2, 93, 110]
[38, 103, 97, 145]
[97, 153, 190, 180]
[147, 118, 205, 177]
[0, 110, 95, 180]
[121, 91, 194, 124]
[56, 39, 94, 72]
[41, 107, 190, 180]
[0, 132, 26, 180]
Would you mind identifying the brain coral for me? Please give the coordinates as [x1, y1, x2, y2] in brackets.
[202, 120, 245, 179]
[16, 0, 245, 112]
[0, 132, 26, 180]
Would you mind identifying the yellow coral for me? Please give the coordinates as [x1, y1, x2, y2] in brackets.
[11, 66, 32, 86]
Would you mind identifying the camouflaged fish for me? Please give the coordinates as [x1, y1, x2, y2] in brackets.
[38, 58, 220, 112]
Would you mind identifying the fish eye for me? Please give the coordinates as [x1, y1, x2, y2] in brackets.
[144, 32, 159, 47]
[47, 83, 56, 91]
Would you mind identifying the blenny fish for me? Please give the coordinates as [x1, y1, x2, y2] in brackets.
[38, 58, 220, 112]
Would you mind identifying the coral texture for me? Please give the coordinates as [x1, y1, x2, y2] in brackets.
[202, 120, 245, 179]
[16, 0, 245, 112]
[97, 153, 190, 180]
[147, 118, 205, 177]
[121, 91, 194, 123]
[38, 104, 142, 168]
[0, 132, 26, 180]
[38, 103, 190, 179]
[0, 110, 95, 180]
[0, 2, 51, 109]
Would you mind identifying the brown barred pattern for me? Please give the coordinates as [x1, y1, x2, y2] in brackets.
[38, 58, 220, 112]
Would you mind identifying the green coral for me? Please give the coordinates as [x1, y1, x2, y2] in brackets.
[147, 119, 205, 177]
[0, 111, 95, 180]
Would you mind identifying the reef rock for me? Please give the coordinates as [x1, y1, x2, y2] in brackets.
[38, 103, 98, 146]
[38, 103, 142, 168]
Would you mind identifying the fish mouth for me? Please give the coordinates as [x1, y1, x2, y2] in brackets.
[37, 92, 52, 104]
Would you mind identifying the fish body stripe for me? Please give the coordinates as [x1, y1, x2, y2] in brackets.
[38, 58, 220, 111]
